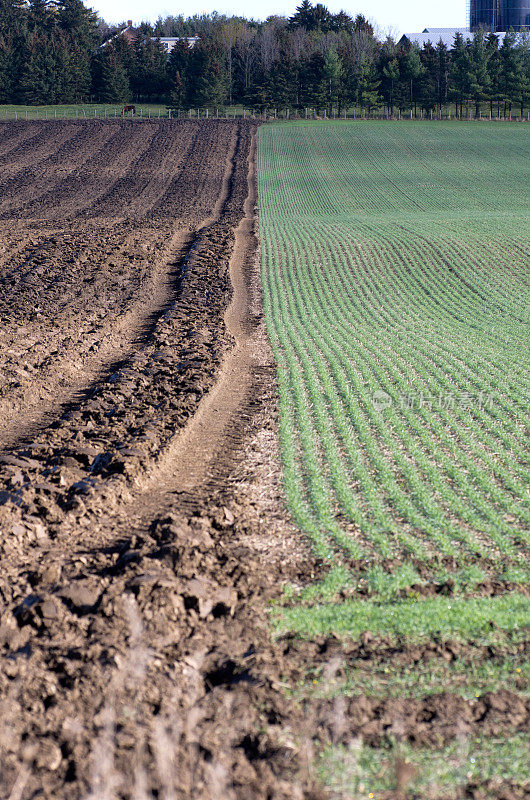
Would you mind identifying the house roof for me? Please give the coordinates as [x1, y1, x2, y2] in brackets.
[101, 27, 199, 51]
[155, 37, 200, 52]
[101, 23, 136, 47]
[399, 27, 507, 48]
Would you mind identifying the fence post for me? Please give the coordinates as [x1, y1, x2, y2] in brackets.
[169, 109, 172, 119]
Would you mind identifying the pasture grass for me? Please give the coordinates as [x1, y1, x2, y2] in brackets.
[0, 103, 251, 120]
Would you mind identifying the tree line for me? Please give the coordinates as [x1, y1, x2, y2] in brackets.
[1, 0, 529, 116]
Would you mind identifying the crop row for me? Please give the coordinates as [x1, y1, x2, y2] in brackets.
[258, 121, 530, 567]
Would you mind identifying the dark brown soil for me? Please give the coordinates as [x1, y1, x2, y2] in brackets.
[0, 121, 526, 800]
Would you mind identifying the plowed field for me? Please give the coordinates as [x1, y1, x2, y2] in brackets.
[0, 120, 320, 800]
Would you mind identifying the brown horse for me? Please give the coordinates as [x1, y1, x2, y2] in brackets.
[123, 105, 136, 115]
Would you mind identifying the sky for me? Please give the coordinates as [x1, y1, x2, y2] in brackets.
[92, 0, 468, 37]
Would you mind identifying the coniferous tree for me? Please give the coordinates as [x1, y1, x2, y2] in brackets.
[468, 29, 491, 116]
[450, 32, 472, 116]
[0, 0, 26, 99]
[300, 51, 327, 111]
[323, 47, 342, 113]
[401, 43, 424, 115]
[132, 37, 168, 100]
[419, 42, 438, 113]
[57, 0, 99, 100]
[357, 52, 380, 113]
[379, 38, 399, 115]
[499, 31, 520, 116]
[93, 45, 130, 102]
[27, 0, 53, 32]
[434, 40, 450, 113]
[516, 32, 530, 116]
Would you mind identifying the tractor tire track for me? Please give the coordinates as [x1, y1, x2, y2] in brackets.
[0, 123, 240, 453]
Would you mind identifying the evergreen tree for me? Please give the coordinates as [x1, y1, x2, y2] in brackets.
[484, 34, 502, 116]
[379, 38, 399, 115]
[499, 31, 520, 116]
[27, 0, 53, 31]
[93, 45, 130, 102]
[357, 52, 380, 113]
[450, 32, 472, 117]
[167, 39, 190, 106]
[169, 69, 185, 107]
[185, 36, 228, 107]
[516, 33, 530, 117]
[434, 40, 449, 113]
[468, 29, 491, 117]
[132, 37, 168, 100]
[57, 0, 99, 100]
[353, 14, 374, 35]
[0, 0, 27, 100]
[419, 42, 438, 113]
[401, 43, 424, 116]
[323, 47, 342, 114]
[19, 32, 61, 103]
[300, 51, 327, 111]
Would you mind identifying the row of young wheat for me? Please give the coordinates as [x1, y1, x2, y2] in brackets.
[258, 121, 530, 569]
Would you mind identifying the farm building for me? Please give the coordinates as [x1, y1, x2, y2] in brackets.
[399, 26, 508, 47]
[401, 0, 528, 47]
[101, 23, 199, 52]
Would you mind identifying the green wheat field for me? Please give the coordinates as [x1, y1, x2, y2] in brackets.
[257, 121, 529, 796]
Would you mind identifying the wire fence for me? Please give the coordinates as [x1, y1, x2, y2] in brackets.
[1, 106, 529, 122]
